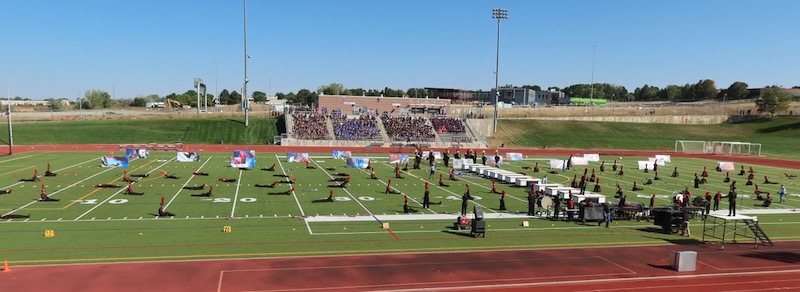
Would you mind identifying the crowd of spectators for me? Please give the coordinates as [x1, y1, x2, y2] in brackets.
[382, 115, 435, 142]
[430, 116, 466, 133]
[331, 111, 381, 140]
[292, 112, 329, 140]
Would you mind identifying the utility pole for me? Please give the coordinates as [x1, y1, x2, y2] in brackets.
[243, 0, 250, 126]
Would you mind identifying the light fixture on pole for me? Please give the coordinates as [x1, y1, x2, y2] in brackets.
[194, 78, 205, 114]
[243, 0, 250, 127]
[492, 8, 508, 134]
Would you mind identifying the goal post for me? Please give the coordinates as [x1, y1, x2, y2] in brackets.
[675, 140, 762, 156]
[674, 140, 711, 153]
[710, 141, 762, 156]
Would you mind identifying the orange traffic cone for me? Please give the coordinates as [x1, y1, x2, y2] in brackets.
[2, 260, 9, 272]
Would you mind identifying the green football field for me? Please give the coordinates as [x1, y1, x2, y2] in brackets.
[1, 151, 799, 265]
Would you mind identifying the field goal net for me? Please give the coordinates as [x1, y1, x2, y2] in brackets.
[674, 140, 711, 153]
[710, 141, 762, 156]
[674, 140, 761, 156]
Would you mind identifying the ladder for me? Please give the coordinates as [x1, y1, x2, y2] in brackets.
[743, 219, 773, 246]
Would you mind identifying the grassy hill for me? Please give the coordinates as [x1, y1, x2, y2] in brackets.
[3, 118, 280, 145]
[1, 115, 798, 159]
[494, 116, 800, 159]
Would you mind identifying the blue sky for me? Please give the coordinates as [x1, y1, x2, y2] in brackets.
[1, 0, 798, 100]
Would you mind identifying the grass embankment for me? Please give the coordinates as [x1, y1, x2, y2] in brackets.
[4, 118, 279, 145]
[495, 116, 800, 159]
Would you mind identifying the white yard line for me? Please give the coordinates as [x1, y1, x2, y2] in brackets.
[74, 158, 175, 220]
[0, 155, 33, 163]
[376, 161, 494, 213]
[276, 154, 312, 235]
[310, 158, 386, 215]
[3, 165, 119, 217]
[229, 169, 244, 218]
[2, 157, 98, 189]
[436, 167, 529, 204]
[164, 157, 212, 209]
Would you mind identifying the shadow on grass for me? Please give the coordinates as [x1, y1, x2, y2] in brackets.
[441, 229, 474, 238]
[227, 119, 245, 126]
[1, 214, 30, 219]
[275, 115, 286, 133]
[756, 121, 800, 133]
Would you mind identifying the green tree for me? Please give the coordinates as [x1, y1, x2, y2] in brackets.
[252, 91, 267, 102]
[229, 91, 241, 105]
[85, 89, 112, 109]
[176, 90, 197, 107]
[296, 89, 319, 105]
[725, 81, 749, 100]
[382, 87, 404, 97]
[131, 97, 148, 107]
[406, 88, 427, 98]
[754, 86, 792, 117]
[349, 88, 366, 96]
[679, 83, 694, 100]
[633, 84, 660, 101]
[692, 79, 718, 100]
[563, 83, 627, 101]
[563, 84, 591, 98]
[218, 89, 231, 105]
[44, 98, 63, 111]
[318, 83, 344, 95]
[521, 84, 542, 91]
[659, 85, 682, 100]
[285, 92, 297, 102]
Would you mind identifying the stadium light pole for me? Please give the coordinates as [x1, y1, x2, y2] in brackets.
[590, 45, 596, 105]
[243, 0, 250, 127]
[492, 8, 508, 134]
[6, 89, 13, 155]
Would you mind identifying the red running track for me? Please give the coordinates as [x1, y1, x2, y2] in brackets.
[3, 241, 800, 291]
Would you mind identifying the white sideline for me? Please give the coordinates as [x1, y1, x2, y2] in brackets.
[709, 209, 800, 215]
[304, 212, 534, 223]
